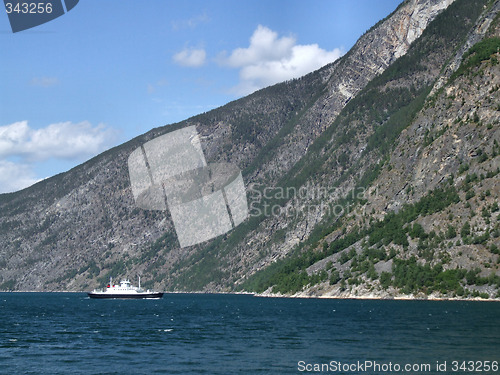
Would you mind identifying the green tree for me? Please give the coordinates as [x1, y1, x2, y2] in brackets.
[446, 224, 457, 239]
[461, 222, 471, 238]
[329, 270, 341, 285]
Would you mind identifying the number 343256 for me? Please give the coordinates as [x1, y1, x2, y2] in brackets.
[5, 2, 53, 14]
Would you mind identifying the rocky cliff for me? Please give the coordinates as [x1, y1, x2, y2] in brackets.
[0, 0, 498, 300]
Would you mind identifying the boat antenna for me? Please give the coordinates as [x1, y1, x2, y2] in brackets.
[138, 275, 141, 289]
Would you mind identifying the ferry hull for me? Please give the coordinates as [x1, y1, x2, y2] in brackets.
[87, 292, 163, 299]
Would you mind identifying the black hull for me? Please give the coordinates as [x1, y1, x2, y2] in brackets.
[87, 292, 163, 299]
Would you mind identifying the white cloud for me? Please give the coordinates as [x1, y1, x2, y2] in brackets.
[219, 25, 344, 95]
[223, 25, 296, 68]
[30, 76, 59, 87]
[0, 160, 39, 193]
[173, 48, 207, 67]
[0, 120, 118, 161]
[0, 120, 119, 193]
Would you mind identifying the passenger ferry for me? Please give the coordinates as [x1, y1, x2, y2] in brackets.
[87, 277, 163, 299]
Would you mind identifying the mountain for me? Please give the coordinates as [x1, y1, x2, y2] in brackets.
[1, 0, 499, 300]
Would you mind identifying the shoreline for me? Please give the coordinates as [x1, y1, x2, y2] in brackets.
[1, 289, 499, 302]
[253, 291, 500, 302]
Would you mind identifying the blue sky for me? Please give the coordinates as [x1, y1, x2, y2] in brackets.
[0, 0, 402, 193]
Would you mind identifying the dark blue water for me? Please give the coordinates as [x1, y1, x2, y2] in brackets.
[0, 293, 499, 374]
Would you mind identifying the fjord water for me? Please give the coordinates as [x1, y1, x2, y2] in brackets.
[1, 293, 499, 374]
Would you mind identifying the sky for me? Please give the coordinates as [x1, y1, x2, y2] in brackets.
[0, 0, 403, 194]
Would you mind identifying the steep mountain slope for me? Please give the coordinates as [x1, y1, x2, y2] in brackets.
[0, 0, 497, 297]
[242, 0, 500, 299]
[175, 0, 496, 293]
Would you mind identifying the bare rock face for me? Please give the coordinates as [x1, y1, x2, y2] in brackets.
[404, 0, 456, 45]
[2, 0, 498, 297]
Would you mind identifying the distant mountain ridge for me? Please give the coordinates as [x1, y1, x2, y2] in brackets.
[1, 0, 499, 300]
